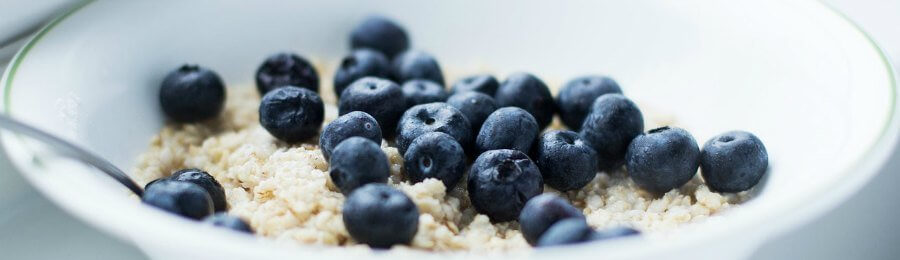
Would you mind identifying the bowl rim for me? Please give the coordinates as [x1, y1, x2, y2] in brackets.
[1, 0, 898, 258]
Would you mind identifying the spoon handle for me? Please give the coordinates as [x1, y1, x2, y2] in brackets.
[0, 114, 144, 196]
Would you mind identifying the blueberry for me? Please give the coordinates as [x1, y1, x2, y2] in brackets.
[450, 74, 499, 96]
[342, 183, 419, 248]
[446, 92, 498, 139]
[329, 137, 390, 194]
[255, 52, 319, 94]
[333, 49, 391, 98]
[403, 132, 467, 188]
[159, 64, 226, 123]
[202, 213, 254, 234]
[392, 50, 444, 85]
[579, 94, 644, 171]
[259, 86, 325, 143]
[395, 102, 471, 155]
[700, 131, 769, 192]
[338, 77, 405, 136]
[350, 16, 410, 58]
[467, 149, 543, 222]
[557, 76, 623, 130]
[494, 73, 555, 129]
[476, 107, 539, 154]
[519, 194, 584, 245]
[397, 102, 472, 154]
[535, 218, 594, 247]
[532, 130, 599, 191]
[626, 126, 700, 193]
[141, 180, 213, 220]
[401, 79, 449, 108]
[169, 168, 227, 212]
[319, 111, 383, 161]
[144, 178, 163, 190]
[589, 226, 640, 241]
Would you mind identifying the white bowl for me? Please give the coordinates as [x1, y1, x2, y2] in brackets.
[1, 1, 897, 259]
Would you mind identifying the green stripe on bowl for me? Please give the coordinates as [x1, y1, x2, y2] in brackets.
[3, 0, 94, 114]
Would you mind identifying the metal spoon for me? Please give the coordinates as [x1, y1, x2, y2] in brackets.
[0, 114, 144, 196]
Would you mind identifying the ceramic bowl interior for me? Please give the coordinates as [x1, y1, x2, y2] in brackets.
[1, 1, 897, 259]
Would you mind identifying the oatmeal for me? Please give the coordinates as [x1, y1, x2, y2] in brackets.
[134, 83, 748, 251]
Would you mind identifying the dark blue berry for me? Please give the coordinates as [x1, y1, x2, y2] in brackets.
[141, 180, 213, 220]
[342, 183, 419, 248]
[446, 92, 498, 139]
[144, 179, 163, 190]
[557, 76, 623, 130]
[494, 73, 555, 129]
[255, 52, 319, 94]
[338, 77, 405, 136]
[626, 126, 700, 193]
[350, 16, 410, 59]
[202, 213, 254, 234]
[259, 86, 324, 143]
[392, 50, 444, 85]
[476, 107, 539, 154]
[532, 130, 599, 191]
[519, 194, 584, 245]
[395, 102, 471, 155]
[329, 137, 390, 194]
[450, 74, 499, 96]
[333, 49, 391, 98]
[535, 218, 594, 247]
[159, 64, 225, 123]
[467, 149, 543, 222]
[700, 131, 768, 192]
[319, 111, 383, 161]
[589, 227, 640, 241]
[169, 168, 226, 212]
[403, 132, 467, 189]
[579, 94, 644, 171]
[401, 79, 449, 108]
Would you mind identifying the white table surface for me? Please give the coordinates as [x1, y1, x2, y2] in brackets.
[0, 1, 898, 259]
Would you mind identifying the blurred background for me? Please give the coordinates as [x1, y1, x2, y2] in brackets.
[0, 0, 898, 259]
